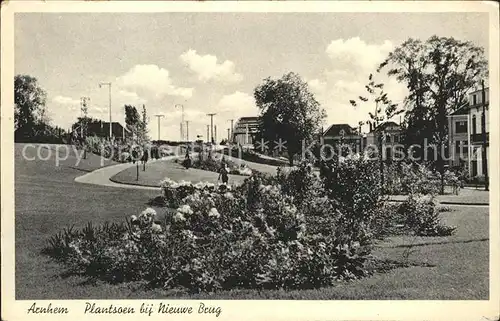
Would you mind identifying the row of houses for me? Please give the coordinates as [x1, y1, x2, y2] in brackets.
[231, 87, 490, 178]
[448, 87, 490, 178]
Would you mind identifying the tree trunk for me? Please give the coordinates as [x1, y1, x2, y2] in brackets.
[288, 152, 294, 166]
[439, 147, 445, 195]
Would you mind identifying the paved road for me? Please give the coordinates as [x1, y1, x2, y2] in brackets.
[75, 156, 180, 190]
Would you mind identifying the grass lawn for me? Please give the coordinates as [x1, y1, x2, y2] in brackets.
[14, 144, 489, 299]
[110, 159, 249, 187]
[388, 188, 489, 205]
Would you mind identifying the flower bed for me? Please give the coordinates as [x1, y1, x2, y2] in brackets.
[190, 153, 254, 176]
[160, 177, 231, 208]
[44, 157, 455, 293]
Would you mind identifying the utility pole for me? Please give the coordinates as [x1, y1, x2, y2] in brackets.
[154, 114, 165, 141]
[80, 96, 90, 159]
[207, 113, 216, 144]
[98, 82, 112, 138]
[481, 80, 489, 191]
[185, 120, 189, 141]
[176, 104, 184, 141]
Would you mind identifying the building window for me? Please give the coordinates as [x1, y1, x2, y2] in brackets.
[472, 115, 477, 135]
[472, 94, 477, 105]
[455, 121, 467, 133]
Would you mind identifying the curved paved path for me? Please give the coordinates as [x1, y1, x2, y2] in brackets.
[75, 157, 177, 190]
[74, 152, 282, 190]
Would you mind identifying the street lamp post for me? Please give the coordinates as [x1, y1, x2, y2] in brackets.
[99, 82, 112, 139]
[154, 114, 165, 141]
[175, 104, 184, 141]
[207, 113, 216, 144]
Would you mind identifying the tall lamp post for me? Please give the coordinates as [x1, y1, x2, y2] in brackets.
[207, 113, 216, 144]
[99, 82, 112, 139]
[175, 104, 184, 141]
[154, 114, 165, 141]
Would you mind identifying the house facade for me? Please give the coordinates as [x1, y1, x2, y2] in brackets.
[322, 124, 362, 152]
[232, 116, 260, 146]
[364, 121, 403, 145]
[72, 121, 132, 141]
[447, 87, 489, 178]
[362, 121, 403, 160]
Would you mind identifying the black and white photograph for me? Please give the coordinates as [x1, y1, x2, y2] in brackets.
[1, 1, 499, 320]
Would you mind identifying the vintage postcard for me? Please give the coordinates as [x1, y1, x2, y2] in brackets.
[1, 1, 499, 320]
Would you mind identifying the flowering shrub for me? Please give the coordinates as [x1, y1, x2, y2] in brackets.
[369, 201, 408, 238]
[84, 136, 138, 163]
[384, 162, 461, 195]
[46, 168, 374, 291]
[191, 153, 254, 176]
[397, 194, 456, 236]
[276, 162, 323, 206]
[160, 177, 227, 208]
[43, 209, 164, 283]
[320, 154, 383, 243]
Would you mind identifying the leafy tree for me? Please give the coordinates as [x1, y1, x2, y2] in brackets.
[254, 72, 326, 165]
[349, 73, 403, 189]
[72, 116, 104, 131]
[141, 104, 150, 143]
[378, 36, 488, 194]
[349, 73, 402, 130]
[124, 104, 149, 144]
[124, 105, 140, 132]
[14, 75, 47, 139]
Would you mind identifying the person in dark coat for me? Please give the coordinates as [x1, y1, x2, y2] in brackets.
[141, 146, 149, 164]
[183, 149, 192, 169]
[218, 163, 229, 184]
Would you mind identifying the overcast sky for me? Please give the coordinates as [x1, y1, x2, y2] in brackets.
[15, 12, 489, 140]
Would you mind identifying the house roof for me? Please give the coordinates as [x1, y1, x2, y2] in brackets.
[323, 124, 358, 137]
[449, 104, 470, 116]
[238, 116, 260, 122]
[373, 121, 401, 132]
[469, 86, 489, 95]
[72, 121, 131, 134]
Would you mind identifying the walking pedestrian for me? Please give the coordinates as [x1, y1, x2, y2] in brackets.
[183, 149, 192, 170]
[218, 163, 229, 184]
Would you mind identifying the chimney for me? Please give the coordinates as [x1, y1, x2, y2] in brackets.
[369, 122, 373, 132]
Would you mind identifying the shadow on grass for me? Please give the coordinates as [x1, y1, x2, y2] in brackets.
[146, 196, 167, 207]
[68, 166, 94, 173]
[390, 237, 489, 249]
